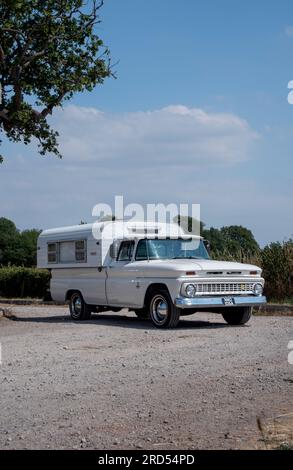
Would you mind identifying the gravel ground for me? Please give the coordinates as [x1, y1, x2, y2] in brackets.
[0, 305, 292, 450]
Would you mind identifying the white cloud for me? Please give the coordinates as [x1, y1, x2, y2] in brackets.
[285, 25, 293, 37]
[7, 104, 291, 245]
[52, 104, 258, 168]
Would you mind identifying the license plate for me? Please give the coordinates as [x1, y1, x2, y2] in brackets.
[222, 296, 234, 306]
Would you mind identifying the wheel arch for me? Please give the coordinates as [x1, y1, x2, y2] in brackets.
[143, 283, 171, 307]
[66, 289, 82, 301]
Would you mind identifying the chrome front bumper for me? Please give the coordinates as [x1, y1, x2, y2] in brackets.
[175, 295, 267, 309]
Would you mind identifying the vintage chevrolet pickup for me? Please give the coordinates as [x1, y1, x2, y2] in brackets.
[37, 221, 266, 328]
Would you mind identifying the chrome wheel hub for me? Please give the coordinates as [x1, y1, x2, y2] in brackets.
[151, 295, 168, 325]
[72, 295, 82, 317]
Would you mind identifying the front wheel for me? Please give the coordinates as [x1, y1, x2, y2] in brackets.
[222, 307, 252, 325]
[149, 289, 180, 328]
[69, 292, 92, 321]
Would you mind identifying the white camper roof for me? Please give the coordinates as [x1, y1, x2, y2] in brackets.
[39, 220, 202, 241]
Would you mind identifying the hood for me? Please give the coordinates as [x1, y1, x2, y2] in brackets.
[185, 259, 261, 273]
[129, 258, 262, 276]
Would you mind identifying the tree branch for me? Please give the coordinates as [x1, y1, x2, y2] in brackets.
[40, 90, 67, 118]
[0, 45, 5, 64]
[0, 109, 10, 121]
[23, 49, 47, 68]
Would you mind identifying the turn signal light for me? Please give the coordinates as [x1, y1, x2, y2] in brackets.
[250, 271, 258, 275]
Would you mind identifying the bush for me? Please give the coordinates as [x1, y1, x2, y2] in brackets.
[211, 240, 293, 302]
[0, 266, 50, 298]
[261, 240, 293, 301]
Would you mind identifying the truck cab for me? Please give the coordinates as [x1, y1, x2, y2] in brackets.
[37, 221, 266, 328]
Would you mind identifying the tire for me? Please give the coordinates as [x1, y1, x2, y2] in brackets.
[222, 307, 252, 325]
[69, 291, 92, 321]
[148, 289, 180, 328]
[134, 308, 149, 319]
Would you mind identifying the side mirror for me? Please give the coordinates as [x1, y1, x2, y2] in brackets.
[203, 239, 211, 254]
[109, 240, 120, 260]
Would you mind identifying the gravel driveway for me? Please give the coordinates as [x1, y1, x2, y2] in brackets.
[0, 305, 292, 449]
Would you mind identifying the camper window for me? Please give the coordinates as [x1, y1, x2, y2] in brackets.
[47, 240, 87, 264]
[59, 241, 75, 263]
[75, 240, 87, 262]
[48, 243, 57, 263]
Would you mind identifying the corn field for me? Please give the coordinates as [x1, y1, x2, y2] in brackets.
[211, 239, 293, 302]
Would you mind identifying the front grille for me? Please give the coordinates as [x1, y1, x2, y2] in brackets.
[196, 282, 254, 296]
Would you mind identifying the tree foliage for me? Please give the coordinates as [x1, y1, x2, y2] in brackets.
[174, 217, 259, 258]
[0, 0, 112, 162]
[203, 225, 260, 258]
[261, 239, 293, 300]
[0, 217, 40, 266]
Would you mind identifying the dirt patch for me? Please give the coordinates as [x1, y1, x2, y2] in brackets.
[0, 305, 293, 449]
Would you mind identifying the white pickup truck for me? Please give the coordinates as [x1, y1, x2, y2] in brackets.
[37, 221, 266, 328]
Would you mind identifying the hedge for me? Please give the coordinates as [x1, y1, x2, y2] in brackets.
[0, 266, 50, 298]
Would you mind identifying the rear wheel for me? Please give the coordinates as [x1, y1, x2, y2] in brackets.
[149, 289, 180, 328]
[222, 307, 252, 325]
[69, 292, 92, 321]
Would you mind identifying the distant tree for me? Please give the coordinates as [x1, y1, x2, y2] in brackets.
[220, 225, 259, 255]
[203, 226, 226, 253]
[0, 217, 40, 266]
[0, 217, 21, 264]
[197, 224, 260, 259]
[0, 0, 112, 162]
[19, 228, 41, 266]
[261, 239, 293, 300]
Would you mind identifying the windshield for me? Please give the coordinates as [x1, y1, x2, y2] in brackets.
[135, 238, 209, 260]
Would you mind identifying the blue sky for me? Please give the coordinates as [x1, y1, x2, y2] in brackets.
[1, 0, 293, 245]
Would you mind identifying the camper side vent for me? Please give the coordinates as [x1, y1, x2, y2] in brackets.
[130, 227, 160, 234]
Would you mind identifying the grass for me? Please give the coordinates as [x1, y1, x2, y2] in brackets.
[257, 412, 293, 450]
[268, 298, 293, 305]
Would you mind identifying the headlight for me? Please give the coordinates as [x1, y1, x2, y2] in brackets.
[185, 284, 196, 297]
[253, 283, 263, 296]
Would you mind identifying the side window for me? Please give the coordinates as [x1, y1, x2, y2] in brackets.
[59, 241, 75, 263]
[135, 239, 148, 260]
[48, 243, 58, 263]
[75, 240, 87, 262]
[47, 240, 87, 264]
[118, 241, 134, 261]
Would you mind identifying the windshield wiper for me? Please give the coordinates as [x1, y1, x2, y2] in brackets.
[171, 256, 200, 259]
